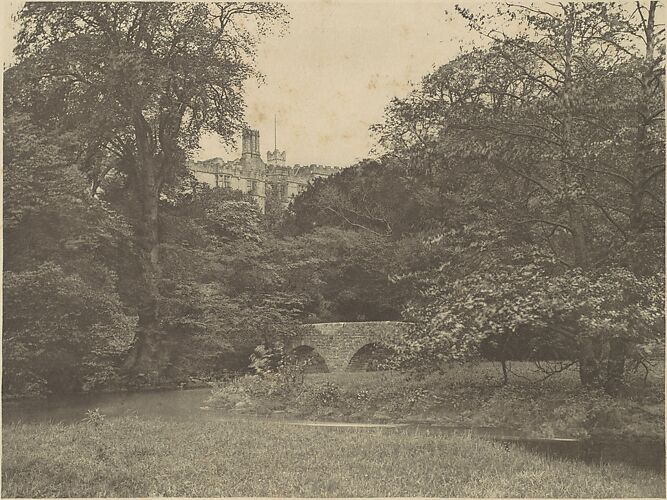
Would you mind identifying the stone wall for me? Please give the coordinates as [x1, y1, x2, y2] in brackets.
[190, 158, 266, 209]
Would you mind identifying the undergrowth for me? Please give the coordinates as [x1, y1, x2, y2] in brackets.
[207, 361, 665, 439]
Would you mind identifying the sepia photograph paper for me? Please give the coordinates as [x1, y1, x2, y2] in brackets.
[1, 0, 665, 498]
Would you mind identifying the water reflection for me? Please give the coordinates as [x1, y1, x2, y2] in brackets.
[2, 387, 215, 424]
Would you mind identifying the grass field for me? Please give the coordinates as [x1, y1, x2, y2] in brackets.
[3, 416, 665, 498]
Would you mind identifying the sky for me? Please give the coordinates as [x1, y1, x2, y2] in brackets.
[200, 2, 474, 167]
[1, 1, 479, 167]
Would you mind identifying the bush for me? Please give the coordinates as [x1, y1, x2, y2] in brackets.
[313, 382, 341, 405]
[207, 369, 305, 410]
[3, 263, 134, 396]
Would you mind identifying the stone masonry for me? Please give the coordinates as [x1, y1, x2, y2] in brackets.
[288, 321, 412, 372]
[189, 128, 340, 211]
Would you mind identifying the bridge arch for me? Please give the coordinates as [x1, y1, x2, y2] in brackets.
[347, 342, 392, 371]
[289, 344, 329, 373]
[286, 321, 411, 373]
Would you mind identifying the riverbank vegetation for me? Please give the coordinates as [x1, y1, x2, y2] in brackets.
[3, 417, 664, 498]
[208, 363, 664, 441]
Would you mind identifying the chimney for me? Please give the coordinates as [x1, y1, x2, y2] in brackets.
[241, 129, 260, 160]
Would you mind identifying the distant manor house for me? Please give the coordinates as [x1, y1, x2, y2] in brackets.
[189, 128, 340, 211]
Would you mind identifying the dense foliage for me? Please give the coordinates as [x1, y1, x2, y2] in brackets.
[287, 159, 442, 237]
[371, 2, 665, 393]
[3, 114, 135, 395]
[8, 2, 289, 382]
[3, 1, 663, 397]
[208, 366, 664, 441]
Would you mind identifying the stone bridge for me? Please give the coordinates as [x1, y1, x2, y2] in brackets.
[287, 321, 411, 372]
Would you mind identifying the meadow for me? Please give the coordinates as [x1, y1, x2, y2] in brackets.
[3, 416, 665, 498]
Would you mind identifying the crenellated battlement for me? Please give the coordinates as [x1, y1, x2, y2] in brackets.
[269, 163, 341, 179]
[267, 149, 287, 166]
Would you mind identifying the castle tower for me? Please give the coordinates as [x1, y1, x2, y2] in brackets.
[241, 128, 261, 162]
[266, 115, 286, 167]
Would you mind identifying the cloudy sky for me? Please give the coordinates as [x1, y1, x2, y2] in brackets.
[2, 1, 479, 167]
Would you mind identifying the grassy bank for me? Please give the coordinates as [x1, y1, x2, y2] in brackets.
[208, 362, 665, 440]
[3, 416, 665, 497]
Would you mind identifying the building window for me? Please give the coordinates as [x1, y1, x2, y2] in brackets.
[247, 179, 257, 194]
[223, 175, 231, 188]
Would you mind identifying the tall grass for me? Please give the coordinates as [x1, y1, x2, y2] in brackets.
[3, 417, 664, 497]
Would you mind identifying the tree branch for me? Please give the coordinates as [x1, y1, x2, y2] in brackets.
[517, 218, 573, 234]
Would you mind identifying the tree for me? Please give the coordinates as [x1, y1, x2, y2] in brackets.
[3, 113, 134, 395]
[394, 226, 664, 386]
[287, 158, 441, 238]
[604, 1, 665, 392]
[128, 182, 307, 380]
[374, 2, 664, 391]
[8, 2, 289, 382]
[454, 1, 665, 388]
[4, 263, 135, 395]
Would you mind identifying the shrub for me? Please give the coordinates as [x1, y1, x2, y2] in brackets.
[314, 382, 341, 406]
[207, 365, 307, 409]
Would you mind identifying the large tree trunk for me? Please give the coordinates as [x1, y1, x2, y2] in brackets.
[605, 337, 626, 395]
[629, 1, 658, 251]
[560, 5, 603, 388]
[122, 118, 173, 385]
[570, 204, 602, 386]
[579, 336, 603, 387]
[123, 170, 170, 383]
